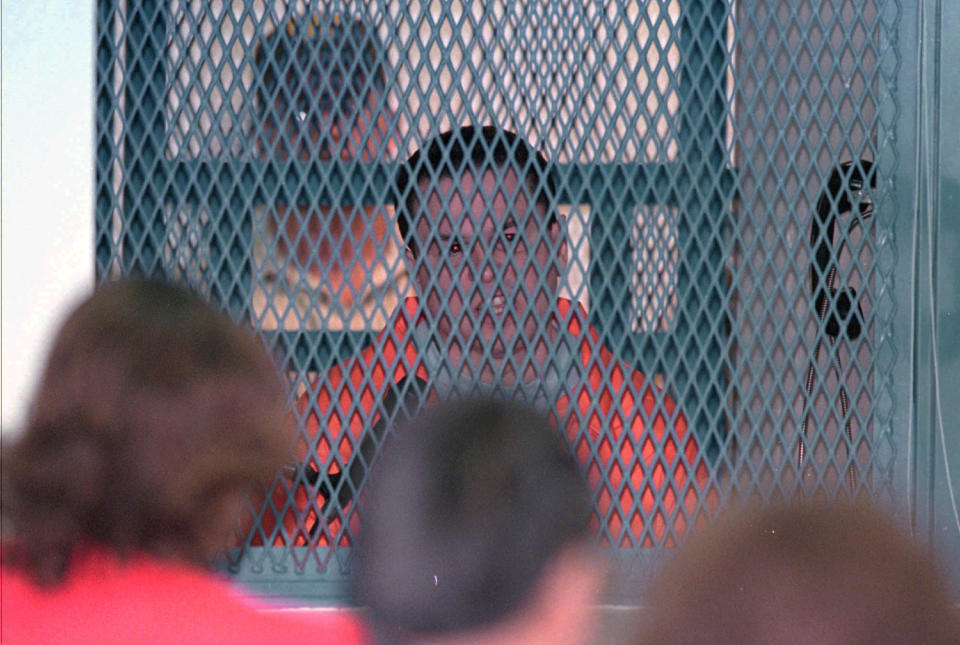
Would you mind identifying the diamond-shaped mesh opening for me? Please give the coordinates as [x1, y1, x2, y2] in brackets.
[95, 0, 898, 597]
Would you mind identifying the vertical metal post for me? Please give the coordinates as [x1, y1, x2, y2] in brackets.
[120, 0, 168, 276]
[677, 0, 732, 456]
[95, 0, 121, 280]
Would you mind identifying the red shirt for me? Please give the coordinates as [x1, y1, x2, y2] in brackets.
[260, 297, 708, 548]
[1, 549, 366, 645]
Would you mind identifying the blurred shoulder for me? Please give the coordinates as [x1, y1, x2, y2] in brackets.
[0, 551, 367, 645]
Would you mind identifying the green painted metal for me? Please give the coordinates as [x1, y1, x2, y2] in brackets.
[933, 0, 960, 591]
[891, 0, 960, 594]
[92, 0, 960, 603]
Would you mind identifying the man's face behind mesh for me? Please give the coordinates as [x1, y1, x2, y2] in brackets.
[411, 167, 563, 385]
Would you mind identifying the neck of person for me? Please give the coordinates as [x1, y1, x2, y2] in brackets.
[404, 543, 605, 645]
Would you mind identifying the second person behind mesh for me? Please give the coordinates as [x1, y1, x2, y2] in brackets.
[250, 13, 406, 332]
[354, 397, 606, 645]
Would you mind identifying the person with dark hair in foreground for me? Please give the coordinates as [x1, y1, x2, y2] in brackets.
[0, 278, 364, 644]
[636, 501, 959, 645]
[355, 397, 606, 645]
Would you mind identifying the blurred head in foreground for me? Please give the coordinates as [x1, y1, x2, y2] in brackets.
[2, 278, 290, 584]
[637, 501, 959, 645]
[355, 397, 604, 645]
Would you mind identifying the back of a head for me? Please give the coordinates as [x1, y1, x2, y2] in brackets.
[355, 397, 591, 641]
[638, 501, 959, 645]
[2, 278, 290, 584]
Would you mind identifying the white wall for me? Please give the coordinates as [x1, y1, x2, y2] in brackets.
[2, 1, 95, 433]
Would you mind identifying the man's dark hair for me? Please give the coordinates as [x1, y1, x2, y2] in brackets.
[253, 14, 387, 161]
[395, 126, 556, 256]
[1, 278, 290, 585]
[637, 501, 960, 645]
[354, 397, 591, 640]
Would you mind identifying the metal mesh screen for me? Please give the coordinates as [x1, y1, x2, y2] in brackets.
[95, 0, 898, 598]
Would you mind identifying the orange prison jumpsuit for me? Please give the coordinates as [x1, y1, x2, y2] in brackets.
[261, 297, 708, 548]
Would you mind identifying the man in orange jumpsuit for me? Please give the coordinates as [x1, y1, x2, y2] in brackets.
[278, 125, 707, 549]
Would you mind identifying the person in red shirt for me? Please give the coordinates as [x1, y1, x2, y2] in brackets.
[277, 125, 708, 548]
[0, 278, 365, 644]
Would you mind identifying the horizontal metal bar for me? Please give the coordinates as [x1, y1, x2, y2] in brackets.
[164, 160, 736, 209]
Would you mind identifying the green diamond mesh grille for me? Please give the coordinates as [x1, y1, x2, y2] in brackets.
[95, 0, 898, 597]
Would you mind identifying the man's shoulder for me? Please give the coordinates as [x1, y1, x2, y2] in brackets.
[309, 299, 423, 409]
[354, 296, 420, 362]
